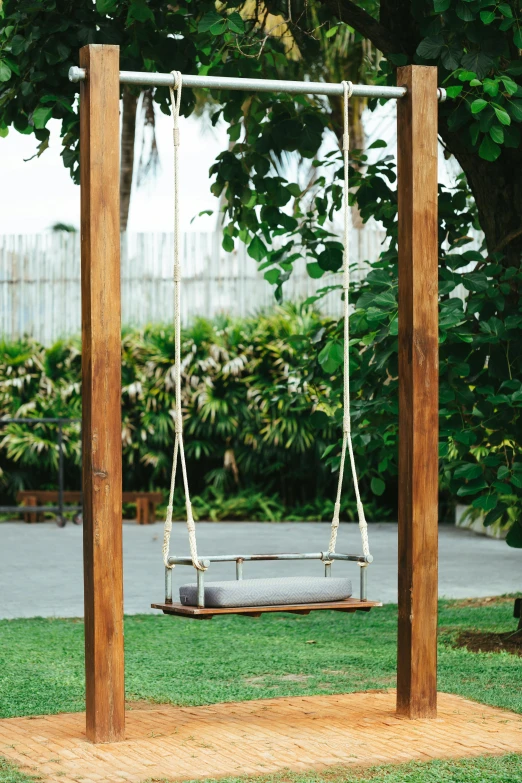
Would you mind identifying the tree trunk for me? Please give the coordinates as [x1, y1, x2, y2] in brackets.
[120, 86, 138, 233]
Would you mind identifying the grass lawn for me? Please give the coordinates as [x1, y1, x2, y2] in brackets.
[0, 597, 521, 782]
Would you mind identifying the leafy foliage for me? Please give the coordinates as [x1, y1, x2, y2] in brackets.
[1, 0, 522, 545]
[413, 1, 522, 162]
[0, 307, 389, 522]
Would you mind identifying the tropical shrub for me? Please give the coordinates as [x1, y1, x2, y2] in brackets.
[0, 306, 390, 521]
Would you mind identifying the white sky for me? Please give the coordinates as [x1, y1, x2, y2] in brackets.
[0, 108, 228, 234]
[0, 101, 454, 235]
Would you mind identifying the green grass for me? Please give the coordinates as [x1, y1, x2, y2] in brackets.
[0, 598, 521, 783]
[0, 598, 520, 717]
[0, 757, 38, 783]
[142, 754, 522, 782]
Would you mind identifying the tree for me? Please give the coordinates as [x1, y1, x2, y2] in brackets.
[1, 0, 522, 547]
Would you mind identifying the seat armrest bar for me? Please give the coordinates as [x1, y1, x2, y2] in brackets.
[168, 552, 372, 565]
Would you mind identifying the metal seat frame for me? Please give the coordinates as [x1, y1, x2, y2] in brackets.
[153, 551, 376, 617]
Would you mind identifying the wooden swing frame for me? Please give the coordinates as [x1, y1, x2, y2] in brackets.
[78, 44, 439, 743]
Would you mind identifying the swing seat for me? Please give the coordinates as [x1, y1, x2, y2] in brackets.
[179, 576, 352, 608]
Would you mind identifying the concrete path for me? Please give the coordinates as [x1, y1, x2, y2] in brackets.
[0, 522, 519, 619]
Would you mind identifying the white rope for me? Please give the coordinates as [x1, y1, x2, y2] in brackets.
[327, 81, 371, 561]
[162, 71, 206, 572]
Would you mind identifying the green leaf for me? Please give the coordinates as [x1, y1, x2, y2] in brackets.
[198, 11, 222, 32]
[483, 78, 499, 97]
[325, 26, 338, 38]
[96, 0, 118, 12]
[318, 246, 343, 272]
[318, 341, 343, 373]
[492, 105, 511, 125]
[461, 51, 494, 80]
[513, 28, 522, 49]
[434, 0, 450, 11]
[416, 36, 444, 60]
[264, 268, 280, 285]
[227, 12, 245, 34]
[497, 465, 510, 480]
[441, 45, 461, 71]
[509, 100, 522, 121]
[0, 61, 12, 83]
[454, 463, 483, 480]
[472, 495, 498, 512]
[445, 86, 463, 98]
[470, 99, 488, 114]
[458, 70, 478, 82]
[489, 125, 504, 144]
[479, 134, 501, 161]
[498, 3, 513, 17]
[127, 0, 155, 22]
[506, 520, 522, 548]
[32, 107, 53, 129]
[210, 19, 227, 35]
[247, 235, 267, 262]
[456, 2, 475, 22]
[222, 234, 234, 252]
[307, 263, 324, 279]
[457, 479, 488, 497]
[480, 9, 496, 24]
[368, 139, 387, 149]
[501, 76, 518, 96]
[371, 477, 385, 496]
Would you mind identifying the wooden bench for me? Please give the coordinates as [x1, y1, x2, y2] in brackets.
[16, 490, 163, 524]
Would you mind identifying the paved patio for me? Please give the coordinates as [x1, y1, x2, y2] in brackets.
[0, 521, 520, 619]
[1, 691, 521, 783]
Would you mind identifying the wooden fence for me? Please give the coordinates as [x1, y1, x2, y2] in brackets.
[0, 229, 389, 344]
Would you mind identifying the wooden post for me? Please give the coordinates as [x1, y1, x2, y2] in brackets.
[396, 65, 439, 719]
[80, 44, 125, 743]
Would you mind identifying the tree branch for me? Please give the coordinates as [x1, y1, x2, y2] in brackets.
[322, 0, 405, 54]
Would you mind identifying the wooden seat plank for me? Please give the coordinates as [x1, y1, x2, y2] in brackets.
[151, 598, 381, 619]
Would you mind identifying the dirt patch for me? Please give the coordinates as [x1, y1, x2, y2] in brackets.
[243, 674, 313, 687]
[452, 595, 521, 609]
[126, 699, 159, 710]
[455, 629, 522, 656]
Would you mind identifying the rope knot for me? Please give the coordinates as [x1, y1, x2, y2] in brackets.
[341, 80, 354, 99]
[171, 70, 182, 90]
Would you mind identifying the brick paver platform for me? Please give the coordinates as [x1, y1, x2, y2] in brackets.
[1, 691, 522, 783]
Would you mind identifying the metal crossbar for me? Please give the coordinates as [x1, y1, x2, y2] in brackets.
[68, 67, 446, 102]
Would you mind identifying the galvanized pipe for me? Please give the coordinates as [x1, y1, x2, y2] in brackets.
[360, 564, 368, 601]
[165, 567, 173, 604]
[236, 558, 244, 580]
[69, 67, 446, 102]
[197, 569, 205, 608]
[168, 552, 372, 565]
[324, 562, 332, 578]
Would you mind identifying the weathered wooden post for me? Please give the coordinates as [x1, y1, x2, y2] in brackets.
[396, 64, 439, 719]
[80, 43, 125, 743]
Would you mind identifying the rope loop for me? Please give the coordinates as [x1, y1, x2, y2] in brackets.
[162, 69, 208, 575]
[326, 77, 371, 562]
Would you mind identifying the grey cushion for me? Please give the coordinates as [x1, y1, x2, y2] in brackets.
[179, 576, 352, 608]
